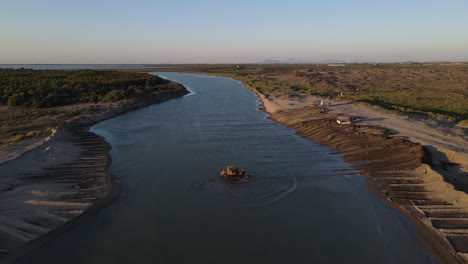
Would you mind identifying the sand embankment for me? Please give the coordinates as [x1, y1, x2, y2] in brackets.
[256, 91, 468, 264]
[0, 86, 189, 263]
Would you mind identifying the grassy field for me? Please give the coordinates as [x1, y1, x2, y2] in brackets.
[192, 64, 468, 123]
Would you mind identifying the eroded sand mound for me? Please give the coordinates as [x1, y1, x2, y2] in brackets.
[271, 106, 468, 263]
[274, 107, 425, 173]
[0, 122, 114, 259]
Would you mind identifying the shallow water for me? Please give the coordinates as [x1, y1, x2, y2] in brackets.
[19, 73, 433, 264]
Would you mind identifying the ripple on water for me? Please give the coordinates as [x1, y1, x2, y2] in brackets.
[195, 176, 297, 207]
[227, 177, 297, 207]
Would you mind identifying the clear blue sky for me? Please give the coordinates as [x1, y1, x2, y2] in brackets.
[1, 0, 467, 63]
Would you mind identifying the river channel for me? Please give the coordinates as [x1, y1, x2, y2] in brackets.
[19, 72, 433, 264]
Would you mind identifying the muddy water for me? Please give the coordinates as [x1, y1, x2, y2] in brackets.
[19, 73, 434, 264]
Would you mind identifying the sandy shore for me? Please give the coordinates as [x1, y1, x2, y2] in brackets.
[255, 90, 468, 263]
[0, 86, 188, 263]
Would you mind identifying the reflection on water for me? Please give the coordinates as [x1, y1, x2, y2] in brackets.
[19, 73, 433, 264]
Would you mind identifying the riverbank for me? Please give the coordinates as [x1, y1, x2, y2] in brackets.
[0, 85, 189, 263]
[254, 90, 468, 263]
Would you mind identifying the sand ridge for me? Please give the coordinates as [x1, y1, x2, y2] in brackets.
[256, 90, 468, 264]
[258, 92, 467, 169]
[0, 86, 189, 263]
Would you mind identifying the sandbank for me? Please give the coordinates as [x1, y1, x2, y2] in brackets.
[255, 89, 468, 264]
[0, 86, 189, 263]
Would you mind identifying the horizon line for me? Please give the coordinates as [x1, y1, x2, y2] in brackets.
[1, 61, 468, 66]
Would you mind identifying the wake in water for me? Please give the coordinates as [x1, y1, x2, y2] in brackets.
[194, 175, 296, 207]
[193, 166, 359, 207]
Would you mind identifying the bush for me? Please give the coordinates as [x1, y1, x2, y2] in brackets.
[102, 90, 125, 102]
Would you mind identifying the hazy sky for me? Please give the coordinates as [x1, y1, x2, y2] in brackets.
[1, 0, 467, 63]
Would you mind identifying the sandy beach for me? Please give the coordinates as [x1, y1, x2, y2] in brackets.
[0, 87, 188, 263]
[254, 90, 468, 263]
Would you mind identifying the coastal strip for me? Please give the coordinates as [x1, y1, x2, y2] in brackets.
[0, 85, 189, 263]
[255, 91, 468, 264]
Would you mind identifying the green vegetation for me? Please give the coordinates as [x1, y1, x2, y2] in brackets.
[193, 64, 468, 122]
[4, 129, 49, 144]
[0, 107, 63, 145]
[0, 69, 178, 146]
[0, 69, 170, 108]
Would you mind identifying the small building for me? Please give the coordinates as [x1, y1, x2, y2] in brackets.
[320, 100, 331, 106]
[337, 115, 353, 125]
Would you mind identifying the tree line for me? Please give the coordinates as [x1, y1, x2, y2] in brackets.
[0, 69, 170, 108]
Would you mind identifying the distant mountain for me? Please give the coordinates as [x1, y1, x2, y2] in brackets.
[259, 58, 305, 64]
[286, 58, 305, 64]
[259, 59, 283, 64]
[319, 59, 345, 64]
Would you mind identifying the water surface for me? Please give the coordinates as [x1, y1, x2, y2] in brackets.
[0, 64, 168, 70]
[19, 73, 433, 264]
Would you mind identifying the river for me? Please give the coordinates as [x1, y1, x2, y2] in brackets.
[18, 72, 433, 264]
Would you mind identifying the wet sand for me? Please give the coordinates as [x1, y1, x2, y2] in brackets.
[0, 87, 188, 263]
[255, 91, 468, 263]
